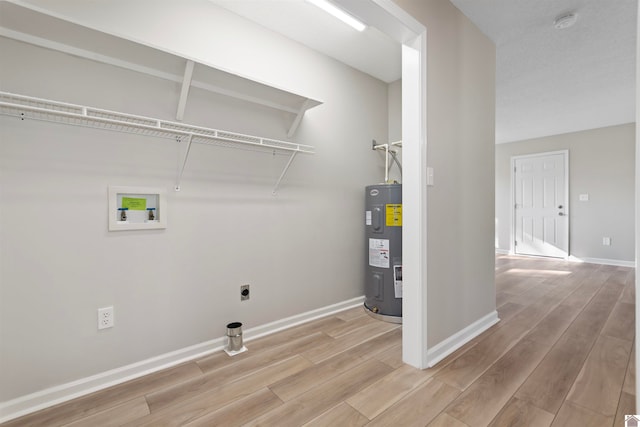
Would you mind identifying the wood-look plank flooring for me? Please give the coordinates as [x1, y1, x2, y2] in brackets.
[3, 255, 635, 426]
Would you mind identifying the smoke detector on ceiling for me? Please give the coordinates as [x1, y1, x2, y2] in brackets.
[554, 13, 578, 30]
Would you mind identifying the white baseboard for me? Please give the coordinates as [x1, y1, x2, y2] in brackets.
[0, 296, 365, 423]
[426, 310, 500, 368]
[499, 252, 635, 268]
[243, 296, 365, 342]
[567, 256, 636, 268]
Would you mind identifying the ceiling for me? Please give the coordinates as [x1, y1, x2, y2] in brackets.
[450, 0, 637, 143]
[5, 0, 637, 144]
[213, 0, 637, 144]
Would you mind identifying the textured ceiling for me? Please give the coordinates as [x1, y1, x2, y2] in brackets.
[450, 0, 637, 143]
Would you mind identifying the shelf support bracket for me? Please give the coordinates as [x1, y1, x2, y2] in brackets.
[273, 151, 298, 196]
[176, 60, 195, 122]
[287, 99, 313, 137]
[175, 133, 194, 191]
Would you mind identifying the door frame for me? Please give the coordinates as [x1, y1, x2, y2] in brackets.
[510, 149, 570, 258]
[335, 0, 429, 368]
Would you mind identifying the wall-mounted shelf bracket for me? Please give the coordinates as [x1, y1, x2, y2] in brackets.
[176, 60, 195, 122]
[272, 151, 298, 196]
[175, 133, 194, 191]
[287, 99, 314, 137]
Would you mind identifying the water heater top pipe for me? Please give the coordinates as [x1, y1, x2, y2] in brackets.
[373, 140, 402, 183]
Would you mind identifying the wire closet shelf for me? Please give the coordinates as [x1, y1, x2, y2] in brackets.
[0, 91, 315, 193]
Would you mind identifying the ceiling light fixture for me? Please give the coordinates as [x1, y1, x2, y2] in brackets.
[306, 0, 366, 32]
[553, 13, 578, 30]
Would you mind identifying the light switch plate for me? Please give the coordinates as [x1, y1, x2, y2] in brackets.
[426, 167, 434, 186]
[579, 194, 589, 201]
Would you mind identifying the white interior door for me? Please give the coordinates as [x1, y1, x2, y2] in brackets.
[513, 151, 568, 258]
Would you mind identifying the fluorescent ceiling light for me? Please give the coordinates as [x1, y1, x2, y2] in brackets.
[306, 0, 366, 32]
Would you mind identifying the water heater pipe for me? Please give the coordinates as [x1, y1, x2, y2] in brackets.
[373, 140, 402, 182]
[390, 150, 402, 174]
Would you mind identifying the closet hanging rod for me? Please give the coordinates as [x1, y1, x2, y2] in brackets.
[0, 92, 315, 155]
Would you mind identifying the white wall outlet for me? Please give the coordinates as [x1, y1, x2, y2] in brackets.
[602, 237, 611, 246]
[579, 194, 589, 201]
[98, 306, 114, 330]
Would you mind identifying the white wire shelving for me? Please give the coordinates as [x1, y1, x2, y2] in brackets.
[0, 91, 315, 194]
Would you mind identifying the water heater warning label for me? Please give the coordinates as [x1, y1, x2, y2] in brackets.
[386, 204, 402, 226]
[369, 238, 390, 268]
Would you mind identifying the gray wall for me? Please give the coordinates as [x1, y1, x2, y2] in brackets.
[496, 123, 636, 263]
[394, 0, 497, 347]
[0, 27, 387, 402]
[386, 78, 402, 184]
[388, 79, 402, 143]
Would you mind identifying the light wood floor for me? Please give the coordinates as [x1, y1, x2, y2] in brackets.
[4, 255, 635, 426]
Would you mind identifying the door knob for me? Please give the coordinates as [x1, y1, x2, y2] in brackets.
[558, 212, 565, 216]
[558, 205, 563, 209]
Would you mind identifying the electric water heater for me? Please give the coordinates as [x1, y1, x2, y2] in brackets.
[364, 183, 402, 323]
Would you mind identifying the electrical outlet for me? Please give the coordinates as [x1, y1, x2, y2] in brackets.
[603, 237, 611, 246]
[241, 285, 250, 301]
[98, 306, 114, 330]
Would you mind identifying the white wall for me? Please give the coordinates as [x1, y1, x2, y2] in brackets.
[0, 8, 389, 405]
[391, 0, 497, 348]
[496, 124, 636, 264]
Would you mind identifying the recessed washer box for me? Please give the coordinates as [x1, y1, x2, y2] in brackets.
[108, 186, 167, 231]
